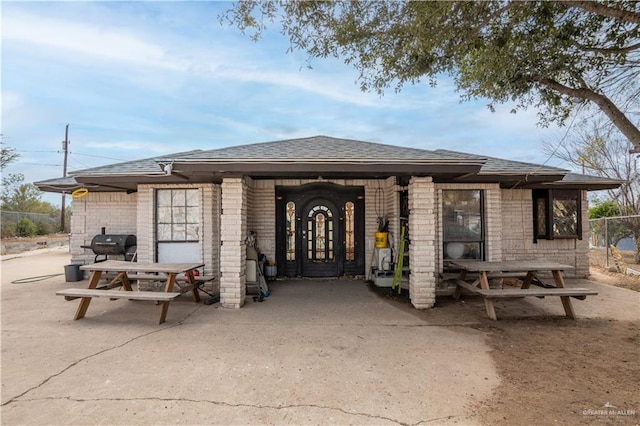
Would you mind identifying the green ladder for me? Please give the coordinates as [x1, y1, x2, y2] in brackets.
[392, 224, 407, 294]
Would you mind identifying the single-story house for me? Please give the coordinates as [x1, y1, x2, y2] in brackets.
[36, 135, 621, 309]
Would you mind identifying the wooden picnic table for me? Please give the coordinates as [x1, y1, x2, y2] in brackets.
[449, 260, 597, 320]
[56, 260, 204, 324]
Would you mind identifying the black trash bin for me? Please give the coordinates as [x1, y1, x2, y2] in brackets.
[64, 264, 83, 282]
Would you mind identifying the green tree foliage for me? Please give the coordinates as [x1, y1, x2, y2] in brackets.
[589, 200, 621, 220]
[1, 174, 60, 217]
[223, 1, 640, 152]
[0, 140, 62, 236]
[0, 139, 19, 170]
[589, 200, 630, 247]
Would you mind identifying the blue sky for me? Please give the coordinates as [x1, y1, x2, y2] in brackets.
[2, 1, 571, 207]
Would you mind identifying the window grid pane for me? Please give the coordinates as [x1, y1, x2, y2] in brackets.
[156, 189, 199, 242]
[553, 199, 578, 237]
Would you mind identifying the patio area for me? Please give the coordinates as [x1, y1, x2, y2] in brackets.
[2, 246, 637, 425]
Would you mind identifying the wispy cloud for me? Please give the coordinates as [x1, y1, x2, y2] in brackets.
[1, 1, 568, 207]
[3, 11, 186, 71]
[4, 6, 448, 110]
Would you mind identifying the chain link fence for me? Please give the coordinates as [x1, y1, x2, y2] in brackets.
[1, 211, 61, 237]
[589, 215, 640, 270]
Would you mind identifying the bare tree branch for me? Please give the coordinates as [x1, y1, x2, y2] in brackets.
[536, 77, 640, 152]
[578, 41, 640, 54]
[562, 0, 640, 25]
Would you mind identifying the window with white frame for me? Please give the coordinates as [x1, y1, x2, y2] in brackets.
[156, 189, 200, 242]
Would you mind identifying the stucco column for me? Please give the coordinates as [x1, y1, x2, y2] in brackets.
[220, 177, 247, 308]
[408, 176, 436, 308]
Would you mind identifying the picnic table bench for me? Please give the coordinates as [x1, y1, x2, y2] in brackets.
[57, 288, 180, 302]
[56, 260, 204, 324]
[449, 260, 597, 320]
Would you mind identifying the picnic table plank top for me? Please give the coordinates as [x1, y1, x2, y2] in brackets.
[448, 260, 574, 272]
[80, 260, 204, 273]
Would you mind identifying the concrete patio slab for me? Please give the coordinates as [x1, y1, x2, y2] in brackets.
[1, 247, 497, 425]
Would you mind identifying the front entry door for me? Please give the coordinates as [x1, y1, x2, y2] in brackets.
[301, 200, 339, 277]
[276, 183, 365, 278]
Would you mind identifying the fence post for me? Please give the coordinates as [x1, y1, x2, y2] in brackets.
[604, 217, 609, 268]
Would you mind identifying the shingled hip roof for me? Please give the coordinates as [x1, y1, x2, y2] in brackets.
[33, 136, 622, 193]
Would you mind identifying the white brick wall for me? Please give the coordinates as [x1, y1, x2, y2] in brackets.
[136, 186, 153, 264]
[69, 192, 138, 267]
[408, 177, 436, 308]
[248, 179, 276, 263]
[219, 178, 248, 308]
[500, 189, 589, 277]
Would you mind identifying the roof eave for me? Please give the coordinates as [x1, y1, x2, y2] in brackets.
[522, 180, 623, 191]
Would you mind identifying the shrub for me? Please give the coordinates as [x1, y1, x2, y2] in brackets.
[1, 223, 17, 238]
[16, 218, 38, 237]
[36, 221, 54, 235]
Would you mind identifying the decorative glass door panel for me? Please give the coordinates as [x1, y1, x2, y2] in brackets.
[306, 204, 334, 261]
[301, 200, 339, 277]
[286, 201, 296, 261]
[345, 201, 355, 261]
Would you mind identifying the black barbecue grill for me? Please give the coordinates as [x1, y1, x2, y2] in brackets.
[81, 233, 137, 263]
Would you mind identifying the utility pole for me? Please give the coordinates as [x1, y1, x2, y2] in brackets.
[61, 124, 69, 232]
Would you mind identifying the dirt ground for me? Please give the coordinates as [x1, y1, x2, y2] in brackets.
[473, 263, 639, 425]
[0, 233, 69, 255]
[473, 262, 640, 425]
[589, 248, 640, 292]
[373, 266, 639, 426]
[476, 318, 638, 425]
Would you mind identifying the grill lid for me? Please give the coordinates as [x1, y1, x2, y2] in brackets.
[88, 234, 137, 254]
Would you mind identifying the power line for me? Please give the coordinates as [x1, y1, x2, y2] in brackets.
[69, 152, 128, 161]
[68, 155, 91, 168]
[525, 104, 586, 175]
[17, 149, 127, 162]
